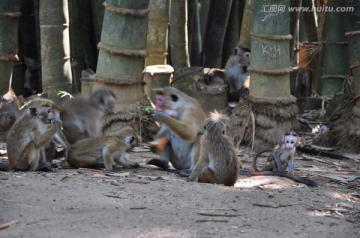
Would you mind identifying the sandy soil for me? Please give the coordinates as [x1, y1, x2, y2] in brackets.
[0, 144, 359, 238]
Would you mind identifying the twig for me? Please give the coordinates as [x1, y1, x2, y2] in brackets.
[0, 220, 18, 230]
[195, 219, 229, 223]
[196, 212, 239, 217]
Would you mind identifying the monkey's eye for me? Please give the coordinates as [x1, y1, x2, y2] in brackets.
[29, 107, 37, 116]
[170, 94, 178, 102]
[47, 108, 52, 113]
[99, 98, 105, 105]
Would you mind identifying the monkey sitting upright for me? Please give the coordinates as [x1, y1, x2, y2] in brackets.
[249, 132, 318, 187]
[253, 132, 299, 174]
[188, 111, 239, 186]
[205, 47, 251, 102]
[147, 87, 207, 177]
[6, 106, 63, 171]
[69, 127, 141, 170]
[59, 87, 116, 144]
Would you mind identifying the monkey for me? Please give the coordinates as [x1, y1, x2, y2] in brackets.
[2, 97, 71, 165]
[253, 132, 299, 174]
[68, 126, 141, 170]
[187, 111, 239, 186]
[204, 47, 251, 102]
[59, 87, 116, 144]
[147, 87, 207, 177]
[6, 106, 63, 171]
[247, 132, 318, 187]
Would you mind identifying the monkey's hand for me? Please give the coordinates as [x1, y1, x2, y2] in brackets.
[153, 111, 170, 123]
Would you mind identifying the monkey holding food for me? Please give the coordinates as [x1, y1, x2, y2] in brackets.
[6, 106, 63, 171]
[188, 111, 239, 186]
[69, 127, 140, 170]
[147, 87, 207, 177]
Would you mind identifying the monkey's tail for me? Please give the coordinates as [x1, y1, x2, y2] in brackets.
[252, 148, 273, 171]
[239, 169, 318, 187]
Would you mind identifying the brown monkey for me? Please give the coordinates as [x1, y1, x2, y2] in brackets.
[204, 47, 250, 102]
[69, 126, 141, 170]
[6, 106, 62, 171]
[253, 132, 299, 174]
[224, 47, 251, 102]
[249, 132, 318, 187]
[18, 98, 71, 161]
[188, 111, 239, 186]
[59, 87, 116, 144]
[147, 87, 207, 177]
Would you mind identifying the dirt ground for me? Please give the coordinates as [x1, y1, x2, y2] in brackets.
[0, 143, 359, 238]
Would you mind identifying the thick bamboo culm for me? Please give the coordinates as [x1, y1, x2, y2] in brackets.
[249, 0, 292, 98]
[40, 0, 72, 102]
[145, 0, 169, 66]
[319, 0, 349, 96]
[0, 0, 21, 95]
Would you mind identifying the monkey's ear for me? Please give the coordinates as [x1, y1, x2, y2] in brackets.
[170, 94, 178, 102]
[29, 107, 37, 116]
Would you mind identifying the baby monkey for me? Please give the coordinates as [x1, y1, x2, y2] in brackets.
[253, 132, 299, 174]
[69, 127, 141, 170]
[188, 111, 239, 186]
[251, 132, 318, 187]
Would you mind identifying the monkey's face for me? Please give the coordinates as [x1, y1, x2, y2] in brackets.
[156, 87, 184, 113]
[28, 106, 60, 125]
[282, 133, 298, 150]
[92, 88, 116, 113]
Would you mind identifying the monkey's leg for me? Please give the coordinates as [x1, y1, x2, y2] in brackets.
[69, 153, 98, 168]
[114, 152, 140, 168]
[147, 143, 171, 169]
[198, 168, 217, 184]
[37, 148, 52, 172]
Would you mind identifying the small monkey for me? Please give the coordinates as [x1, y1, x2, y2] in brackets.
[205, 47, 251, 102]
[6, 106, 62, 171]
[253, 132, 299, 174]
[59, 87, 116, 144]
[188, 111, 239, 186]
[250, 132, 318, 187]
[147, 87, 207, 177]
[69, 127, 141, 170]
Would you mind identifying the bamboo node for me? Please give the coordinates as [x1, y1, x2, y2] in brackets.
[345, 30, 360, 36]
[97, 42, 147, 58]
[92, 75, 144, 86]
[0, 54, 19, 61]
[103, 2, 150, 17]
[0, 12, 21, 18]
[250, 33, 292, 41]
[248, 66, 293, 75]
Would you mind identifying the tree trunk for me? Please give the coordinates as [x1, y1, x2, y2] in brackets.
[169, 0, 190, 70]
[203, 0, 233, 68]
[94, 0, 157, 140]
[145, 0, 169, 66]
[39, 0, 72, 102]
[319, 0, 349, 96]
[229, 0, 299, 148]
[0, 0, 21, 95]
[189, 0, 202, 66]
[238, 0, 253, 50]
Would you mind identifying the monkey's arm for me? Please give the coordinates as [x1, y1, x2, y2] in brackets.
[54, 130, 71, 160]
[34, 124, 58, 148]
[187, 148, 208, 182]
[154, 112, 199, 142]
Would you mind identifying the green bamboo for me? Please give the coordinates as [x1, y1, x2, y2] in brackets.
[250, 0, 292, 97]
[68, 0, 85, 93]
[0, 0, 21, 95]
[345, 2, 360, 96]
[199, 0, 210, 50]
[94, 0, 154, 136]
[189, 0, 202, 66]
[319, 0, 349, 96]
[91, 0, 105, 47]
[169, 0, 190, 70]
[203, 0, 233, 68]
[222, 0, 241, 67]
[239, 0, 253, 50]
[145, 0, 169, 66]
[302, 0, 318, 42]
[40, 0, 72, 102]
